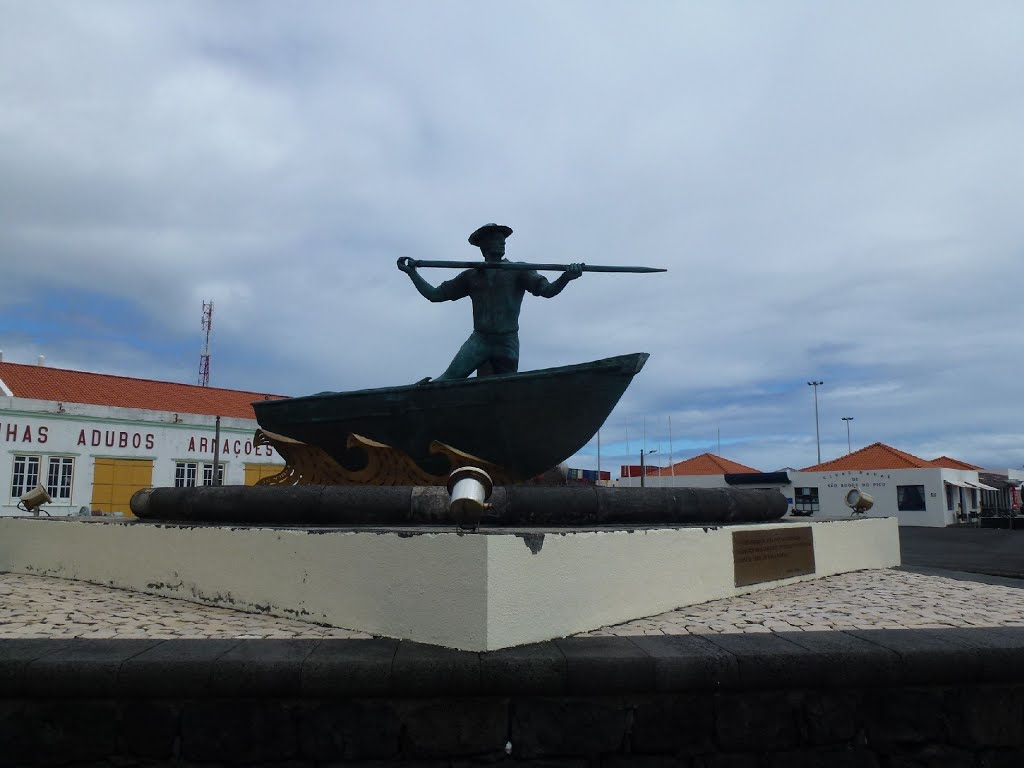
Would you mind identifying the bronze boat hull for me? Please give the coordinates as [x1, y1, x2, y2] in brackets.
[252, 353, 649, 479]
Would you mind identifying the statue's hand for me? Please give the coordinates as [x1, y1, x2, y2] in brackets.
[397, 257, 417, 275]
[566, 263, 584, 280]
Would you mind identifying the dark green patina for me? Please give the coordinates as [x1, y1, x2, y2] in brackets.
[397, 223, 586, 380]
[253, 353, 649, 479]
[252, 223, 665, 480]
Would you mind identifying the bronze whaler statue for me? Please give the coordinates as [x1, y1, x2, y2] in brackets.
[398, 223, 583, 380]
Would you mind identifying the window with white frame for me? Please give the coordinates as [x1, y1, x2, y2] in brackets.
[202, 462, 225, 486]
[174, 461, 224, 487]
[10, 455, 75, 500]
[45, 457, 75, 500]
[174, 462, 197, 487]
[11, 456, 41, 498]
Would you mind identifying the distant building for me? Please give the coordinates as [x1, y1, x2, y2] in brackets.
[566, 468, 612, 485]
[0, 361, 285, 517]
[619, 464, 662, 479]
[976, 468, 1024, 519]
[786, 443, 996, 526]
[617, 452, 790, 494]
[633, 442, 1009, 526]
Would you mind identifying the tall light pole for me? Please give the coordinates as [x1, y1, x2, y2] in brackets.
[807, 381, 823, 464]
[640, 449, 657, 488]
[841, 416, 854, 455]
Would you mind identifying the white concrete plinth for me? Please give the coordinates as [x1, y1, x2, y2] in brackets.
[0, 517, 900, 651]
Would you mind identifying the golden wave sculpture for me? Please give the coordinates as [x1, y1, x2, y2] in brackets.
[253, 429, 517, 486]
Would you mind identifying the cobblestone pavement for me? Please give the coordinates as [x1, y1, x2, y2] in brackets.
[0, 572, 372, 639]
[1, 569, 1022, 639]
[582, 569, 1024, 636]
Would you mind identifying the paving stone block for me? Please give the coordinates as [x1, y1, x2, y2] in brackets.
[713, 690, 802, 751]
[297, 700, 413, 762]
[296, 701, 349, 761]
[391, 641, 481, 695]
[764, 748, 880, 768]
[692, 753, 761, 768]
[979, 748, 1024, 768]
[862, 687, 952, 748]
[777, 630, 902, 686]
[603, 756, 692, 767]
[117, 699, 180, 758]
[511, 697, 627, 758]
[843, 630, 979, 686]
[117, 638, 240, 696]
[699, 633, 812, 689]
[338, 699, 404, 760]
[800, 689, 862, 745]
[881, 743, 975, 768]
[480, 642, 566, 695]
[628, 693, 715, 753]
[301, 638, 398, 696]
[0, 698, 120, 765]
[401, 697, 509, 758]
[210, 638, 319, 696]
[180, 699, 297, 763]
[0, 639, 75, 694]
[923, 628, 1024, 683]
[26, 639, 163, 696]
[955, 687, 1024, 747]
[629, 635, 738, 692]
[554, 637, 655, 694]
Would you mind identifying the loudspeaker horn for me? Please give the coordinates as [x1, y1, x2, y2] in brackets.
[19, 484, 52, 515]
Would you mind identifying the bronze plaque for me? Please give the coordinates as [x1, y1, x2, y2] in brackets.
[733, 527, 815, 587]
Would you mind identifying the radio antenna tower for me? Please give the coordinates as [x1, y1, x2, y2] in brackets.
[198, 300, 213, 387]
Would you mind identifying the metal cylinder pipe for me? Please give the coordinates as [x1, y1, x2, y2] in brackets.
[130, 484, 788, 527]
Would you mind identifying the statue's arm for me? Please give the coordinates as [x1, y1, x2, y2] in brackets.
[525, 264, 583, 298]
[398, 258, 465, 302]
[409, 271, 448, 302]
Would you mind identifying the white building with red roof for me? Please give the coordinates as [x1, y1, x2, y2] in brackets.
[788, 442, 998, 526]
[619, 443, 1011, 527]
[0, 359, 285, 517]
[617, 452, 791, 493]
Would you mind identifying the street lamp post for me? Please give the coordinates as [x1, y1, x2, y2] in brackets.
[841, 416, 854, 454]
[640, 449, 657, 488]
[807, 381, 823, 464]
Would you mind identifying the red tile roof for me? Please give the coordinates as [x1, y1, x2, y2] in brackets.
[929, 455, 982, 470]
[801, 442, 934, 472]
[0, 362, 283, 419]
[650, 452, 760, 476]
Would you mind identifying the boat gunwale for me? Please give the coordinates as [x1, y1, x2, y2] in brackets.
[252, 352, 649, 410]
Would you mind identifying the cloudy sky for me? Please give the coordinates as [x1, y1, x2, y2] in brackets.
[2, 1, 1022, 474]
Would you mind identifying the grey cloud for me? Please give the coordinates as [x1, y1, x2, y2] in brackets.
[2, 1, 1022, 470]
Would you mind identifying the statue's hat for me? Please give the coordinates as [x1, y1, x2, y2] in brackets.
[468, 223, 513, 247]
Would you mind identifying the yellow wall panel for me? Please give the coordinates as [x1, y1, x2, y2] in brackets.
[92, 460, 114, 485]
[91, 459, 153, 518]
[245, 463, 286, 485]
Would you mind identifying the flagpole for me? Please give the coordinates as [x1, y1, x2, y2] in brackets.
[669, 414, 674, 478]
[624, 422, 630, 483]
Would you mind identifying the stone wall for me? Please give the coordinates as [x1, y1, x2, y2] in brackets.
[2, 629, 1023, 765]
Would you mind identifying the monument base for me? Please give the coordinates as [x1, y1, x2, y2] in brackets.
[0, 516, 899, 651]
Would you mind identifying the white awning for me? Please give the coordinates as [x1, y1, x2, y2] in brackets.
[944, 480, 1000, 491]
[965, 481, 1000, 491]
